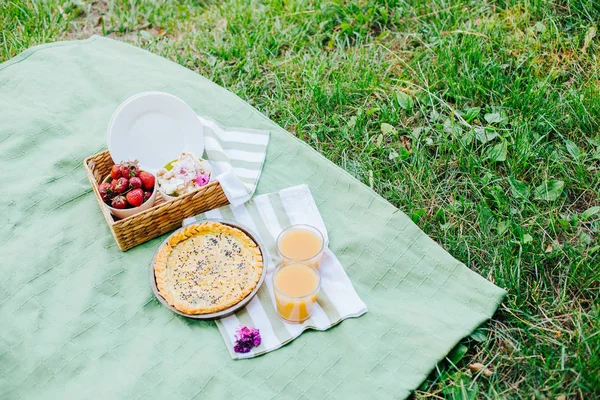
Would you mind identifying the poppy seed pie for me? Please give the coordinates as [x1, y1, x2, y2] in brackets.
[154, 221, 263, 314]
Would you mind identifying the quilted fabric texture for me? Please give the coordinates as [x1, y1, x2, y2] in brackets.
[0, 37, 506, 399]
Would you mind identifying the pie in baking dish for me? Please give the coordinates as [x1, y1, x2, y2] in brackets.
[154, 221, 263, 314]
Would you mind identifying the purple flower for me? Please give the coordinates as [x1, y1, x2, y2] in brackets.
[195, 174, 210, 187]
[233, 342, 253, 354]
[233, 325, 261, 354]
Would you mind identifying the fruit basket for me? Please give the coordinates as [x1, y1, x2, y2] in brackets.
[84, 150, 229, 251]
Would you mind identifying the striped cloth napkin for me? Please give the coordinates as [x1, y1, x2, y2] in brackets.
[199, 116, 269, 207]
[184, 184, 368, 359]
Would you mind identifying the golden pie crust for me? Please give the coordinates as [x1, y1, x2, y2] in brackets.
[154, 221, 263, 314]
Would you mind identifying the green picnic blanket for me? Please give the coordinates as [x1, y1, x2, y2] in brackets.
[0, 37, 505, 399]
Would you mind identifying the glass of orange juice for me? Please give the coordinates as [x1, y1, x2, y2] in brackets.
[273, 263, 320, 324]
[276, 224, 325, 269]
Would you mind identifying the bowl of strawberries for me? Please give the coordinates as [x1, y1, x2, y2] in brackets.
[97, 160, 157, 219]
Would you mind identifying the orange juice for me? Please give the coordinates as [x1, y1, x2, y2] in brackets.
[277, 225, 324, 269]
[273, 264, 320, 323]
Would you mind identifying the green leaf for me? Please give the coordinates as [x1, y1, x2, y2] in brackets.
[140, 30, 154, 42]
[581, 206, 600, 220]
[366, 108, 379, 116]
[398, 146, 411, 160]
[579, 231, 592, 245]
[484, 112, 503, 124]
[496, 220, 509, 236]
[508, 176, 530, 199]
[534, 21, 546, 33]
[411, 209, 425, 224]
[375, 134, 383, 148]
[411, 126, 425, 138]
[440, 222, 452, 231]
[487, 141, 507, 162]
[435, 208, 446, 223]
[470, 328, 487, 343]
[570, 214, 579, 226]
[565, 139, 582, 159]
[380, 123, 397, 135]
[347, 115, 357, 128]
[206, 55, 218, 67]
[443, 118, 462, 135]
[557, 215, 570, 230]
[447, 343, 468, 365]
[461, 130, 475, 146]
[533, 180, 565, 201]
[388, 149, 398, 160]
[340, 22, 352, 32]
[461, 107, 481, 122]
[586, 137, 600, 147]
[475, 127, 498, 144]
[395, 91, 413, 110]
[583, 25, 596, 53]
[478, 203, 495, 232]
[523, 233, 533, 244]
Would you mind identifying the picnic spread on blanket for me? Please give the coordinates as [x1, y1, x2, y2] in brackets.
[0, 36, 506, 399]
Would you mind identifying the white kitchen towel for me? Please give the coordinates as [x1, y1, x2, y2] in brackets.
[184, 184, 368, 359]
[199, 116, 269, 207]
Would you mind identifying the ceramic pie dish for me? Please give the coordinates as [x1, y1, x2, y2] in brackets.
[150, 219, 266, 319]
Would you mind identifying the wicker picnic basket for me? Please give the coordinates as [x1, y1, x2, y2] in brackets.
[84, 150, 230, 251]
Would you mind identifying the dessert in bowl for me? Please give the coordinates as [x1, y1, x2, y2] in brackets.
[156, 152, 213, 201]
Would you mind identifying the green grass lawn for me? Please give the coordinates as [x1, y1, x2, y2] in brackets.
[2, 0, 599, 398]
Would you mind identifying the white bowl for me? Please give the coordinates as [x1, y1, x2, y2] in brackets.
[159, 190, 178, 203]
[103, 175, 158, 219]
[158, 181, 212, 203]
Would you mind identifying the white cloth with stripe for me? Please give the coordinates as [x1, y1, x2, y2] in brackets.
[184, 184, 368, 359]
[199, 116, 269, 207]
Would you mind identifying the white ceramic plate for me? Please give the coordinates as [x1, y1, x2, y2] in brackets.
[107, 92, 204, 174]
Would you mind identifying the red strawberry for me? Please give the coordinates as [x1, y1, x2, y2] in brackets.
[119, 160, 140, 178]
[143, 191, 152, 202]
[111, 195, 127, 209]
[126, 188, 144, 207]
[114, 177, 129, 194]
[98, 182, 115, 203]
[129, 176, 143, 189]
[110, 164, 122, 180]
[138, 171, 155, 190]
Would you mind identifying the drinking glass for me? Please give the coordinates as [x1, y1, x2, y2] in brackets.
[276, 224, 325, 269]
[273, 263, 320, 324]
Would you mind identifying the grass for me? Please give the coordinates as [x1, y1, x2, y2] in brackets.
[2, 0, 599, 398]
